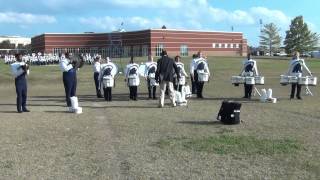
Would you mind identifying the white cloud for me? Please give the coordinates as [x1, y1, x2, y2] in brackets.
[0, 12, 56, 24]
[208, 7, 255, 25]
[79, 16, 180, 31]
[109, 0, 183, 8]
[250, 7, 291, 26]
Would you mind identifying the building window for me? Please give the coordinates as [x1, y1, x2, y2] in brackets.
[132, 45, 141, 57]
[155, 44, 164, 57]
[227, 44, 231, 48]
[221, 44, 225, 48]
[180, 45, 188, 56]
[142, 45, 149, 56]
[236, 44, 239, 48]
[123, 46, 131, 57]
[215, 43, 219, 48]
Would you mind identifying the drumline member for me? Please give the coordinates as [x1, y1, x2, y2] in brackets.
[174, 55, 188, 92]
[59, 53, 78, 111]
[156, 50, 180, 108]
[144, 56, 157, 99]
[125, 57, 140, 101]
[93, 56, 103, 98]
[287, 52, 312, 100]
[191, 51, 210, 98]
[10, 53, 30, 113]
[190, 54, 198, 94]
[99, 57, 117, 101]
[240, 54, 259, 99]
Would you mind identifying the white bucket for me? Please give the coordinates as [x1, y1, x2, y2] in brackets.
[267, 88, 273, 99]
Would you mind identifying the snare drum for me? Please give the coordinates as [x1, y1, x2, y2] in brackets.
[128, 75, 140, 86]
[102, 76, 114, 87]
[179, 76, 186, 85]
[288, 76, 298, 83]
[150, 78, 158, 86]
[280, 75, 289, 85]
[198, 72, 209, 82]
[307, 76, 317, 86]
[245, 77, 255, 85]
[298, 77, 308, 85]
[255, 76, 264, 85]
[231, 76, 245, 84]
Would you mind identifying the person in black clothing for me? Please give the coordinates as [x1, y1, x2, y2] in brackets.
[155, 50, 180, 108]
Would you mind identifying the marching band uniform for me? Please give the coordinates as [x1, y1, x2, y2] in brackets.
[11, 54, 30, 113]
[93, 58, 102, 98]
[240, 54, 259, 99]
[287, 53, 312, 99]
[174, 57, 188, 92]
[145, 58, 157, 99]
[190, 54, 198, 94]
[99, 60, 117, 101]
[125, 60, 140, 101]
[190, 53, 210, 98]
[60, 53, 77, 110]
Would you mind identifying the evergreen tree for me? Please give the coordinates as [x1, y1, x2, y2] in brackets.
[259, 23, 282, 56]
[284, 16, 319, 54]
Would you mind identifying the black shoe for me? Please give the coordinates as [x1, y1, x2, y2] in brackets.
[242, 96, 248, 99]
[297, 96, 303, 100]
[97, 95, 103, 98]
[18, 111, 23, 113]
[22, 109, 30, 112]
[153, 97, 157, 100]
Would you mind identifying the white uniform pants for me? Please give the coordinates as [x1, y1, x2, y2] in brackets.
[159, 81, 176, 107]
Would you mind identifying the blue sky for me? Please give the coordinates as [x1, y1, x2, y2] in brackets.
[0, 0, 318, 46]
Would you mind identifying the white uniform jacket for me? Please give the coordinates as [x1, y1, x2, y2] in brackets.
[240, 59, 259, 77]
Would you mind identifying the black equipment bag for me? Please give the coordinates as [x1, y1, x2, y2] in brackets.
[217, 101, 242, 125]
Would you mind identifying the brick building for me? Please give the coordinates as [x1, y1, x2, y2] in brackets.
[31, 29, 247, 57]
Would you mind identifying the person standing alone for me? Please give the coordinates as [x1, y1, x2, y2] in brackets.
[10, 53, 30, 113]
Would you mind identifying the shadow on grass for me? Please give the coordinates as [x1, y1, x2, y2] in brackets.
[43, 111, 70, 114]
[177, 120, 222, 125]
[0, 111, 19, 114]
[190, 97, 260, 103]
[81, 105, 159, 109]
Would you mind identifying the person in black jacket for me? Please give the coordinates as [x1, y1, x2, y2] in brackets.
[155, 50, 180, 108]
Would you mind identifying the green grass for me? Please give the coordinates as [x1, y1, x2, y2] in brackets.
[157, 135, 303, 155]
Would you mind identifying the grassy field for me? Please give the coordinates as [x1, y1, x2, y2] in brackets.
[0, 56, 319, 179]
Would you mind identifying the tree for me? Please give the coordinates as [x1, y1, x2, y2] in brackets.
[284, 16, 319, 54]
[259, 23, 282, 56]
[0, 40, 15, 49]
